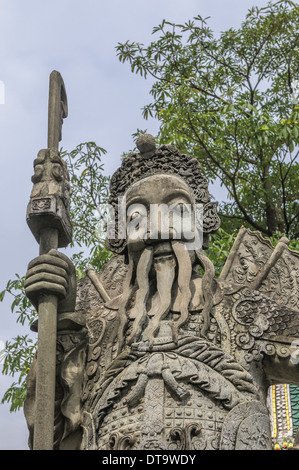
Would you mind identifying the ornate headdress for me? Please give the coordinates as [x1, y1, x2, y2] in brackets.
[107, 134, 220, 254]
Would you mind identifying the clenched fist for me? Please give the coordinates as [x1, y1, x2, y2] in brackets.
[25, 249, 76, 314]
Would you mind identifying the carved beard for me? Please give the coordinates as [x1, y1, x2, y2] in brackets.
[121, 240, 195, 348]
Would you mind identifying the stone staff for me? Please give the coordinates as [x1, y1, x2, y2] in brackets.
[26, 71, 72, 449]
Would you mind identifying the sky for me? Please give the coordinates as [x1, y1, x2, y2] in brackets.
[0, 0, 273, 450]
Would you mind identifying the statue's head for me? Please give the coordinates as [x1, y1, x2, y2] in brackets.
[124, 173, 196, 255]
[106, 135, 221, 346]
[107, 134, 220, 256]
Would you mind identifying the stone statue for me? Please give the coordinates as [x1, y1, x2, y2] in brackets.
[24, 134, 299, 450]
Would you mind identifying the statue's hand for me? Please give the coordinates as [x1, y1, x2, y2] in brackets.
[24, 249, 76, 314]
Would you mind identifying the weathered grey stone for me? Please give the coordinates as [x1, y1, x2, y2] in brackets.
[25, 71, 71, 451]
[24, 134, 299, 450]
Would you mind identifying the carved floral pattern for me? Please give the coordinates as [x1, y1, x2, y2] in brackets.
[233, 289, 299, 340]
[168, 423, 202, 450]
[108, 431, 135, 450]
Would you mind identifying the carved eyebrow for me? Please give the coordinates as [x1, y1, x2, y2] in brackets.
[125, 194, 150, 207]
[125, 188, 193, 207]
[164, 190, 193, 204]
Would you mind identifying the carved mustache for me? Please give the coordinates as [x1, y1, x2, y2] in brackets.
[127, 240, 193, 348]
[118, 239, 215, 350]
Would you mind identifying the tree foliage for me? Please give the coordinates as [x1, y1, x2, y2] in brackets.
[116, 0, 299, 238]
[0, 275, 37, 411]
[62, 142, 112, 277]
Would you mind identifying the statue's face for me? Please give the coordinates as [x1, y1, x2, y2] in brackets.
[119, 174, 209, 346]
[124, 174, 197, 254]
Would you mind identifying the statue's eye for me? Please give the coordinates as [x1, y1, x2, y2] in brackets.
[172, 203, 190, 213]
[130, 211, 141, 221]
[174, 203, 184, 212]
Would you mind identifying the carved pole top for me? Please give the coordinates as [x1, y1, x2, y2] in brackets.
[47, 70, 68, 149]
[26, 71, 72, 248]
